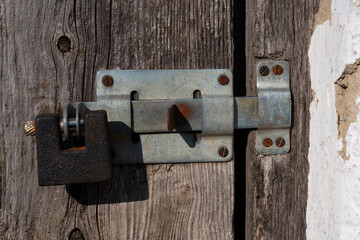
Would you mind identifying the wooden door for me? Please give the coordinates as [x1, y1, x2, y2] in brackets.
[1, 1, 233, 239]
[0, 0, 320, 239]
[244, 1, 320, 239]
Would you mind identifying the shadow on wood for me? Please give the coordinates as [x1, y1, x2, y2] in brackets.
[66, 164, 149, 205]
[66, 122, 149, 204]
[65, 108, 197, 205]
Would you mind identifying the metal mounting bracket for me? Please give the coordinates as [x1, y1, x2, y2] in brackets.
[32, 61, 291, 165]
[66, 61, 290, 162]
[236, 61, 291, 154]
[72, 69, 235, 164]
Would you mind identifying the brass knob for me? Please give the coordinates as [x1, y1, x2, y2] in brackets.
[24, 121, 36, 136]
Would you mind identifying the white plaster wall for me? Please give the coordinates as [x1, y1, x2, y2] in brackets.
[307, 0, 360, 239]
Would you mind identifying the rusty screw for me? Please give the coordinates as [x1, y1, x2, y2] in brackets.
[263, 138, 273, 147]
[273, 65, 283, 75]
[259, 66, 269, 76]
[218, 147, 229, 158]
[218, 75, 230, 86]
[102, 75, 114, 87]
[276, 137, 285, 147]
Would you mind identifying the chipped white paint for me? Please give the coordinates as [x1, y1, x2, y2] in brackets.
[307, 0, 360, 239]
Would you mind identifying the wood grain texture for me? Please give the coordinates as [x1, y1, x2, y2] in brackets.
[0, 1, 234, 239]
[245, 0, 320, 239]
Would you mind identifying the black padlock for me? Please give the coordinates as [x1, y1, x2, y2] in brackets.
[35, 110, 113, 186]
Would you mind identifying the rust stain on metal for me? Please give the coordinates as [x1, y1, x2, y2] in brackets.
[167, 104, 193, 131]
[64, 146, 86, 152]
[176, 104, 192, 119]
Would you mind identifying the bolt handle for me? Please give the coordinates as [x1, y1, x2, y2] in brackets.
[24, 121, 36, 136]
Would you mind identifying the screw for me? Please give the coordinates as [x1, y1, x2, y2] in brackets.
[276, 137, 285, 147]
[57, 36, 71, 53]
[273, 65, 283, 75]
[218, 75, 230, 85]
[259, 66, 269, 76]
[24, 121, 36, 136]
[102, 75, 114, 87]
[263, 138, 273, 147]
[218, 147, 229, 158]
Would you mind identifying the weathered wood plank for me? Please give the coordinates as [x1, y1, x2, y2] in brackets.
[245, 0, 320, 239]
[0, 0, 234, 239]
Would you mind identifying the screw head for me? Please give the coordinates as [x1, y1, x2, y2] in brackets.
[218, 147, 229, 158]
[263, 138, 273, 147]
[218, 75, 230, 85]
[273, 65, 283, 75]
[102, 75, 114, 87]
[259, 66, 269, 76]
[24, 121, 36, 136]
[276, 137, 285, 147]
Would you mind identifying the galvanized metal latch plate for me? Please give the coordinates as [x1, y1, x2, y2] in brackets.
[235, 62, 291, 154]
[82, 69, 234, 164]
[40, 61, 290, 165]
[257, 62, 291, 154]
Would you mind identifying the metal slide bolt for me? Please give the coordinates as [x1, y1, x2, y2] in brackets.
[25, 118, 85, 137]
